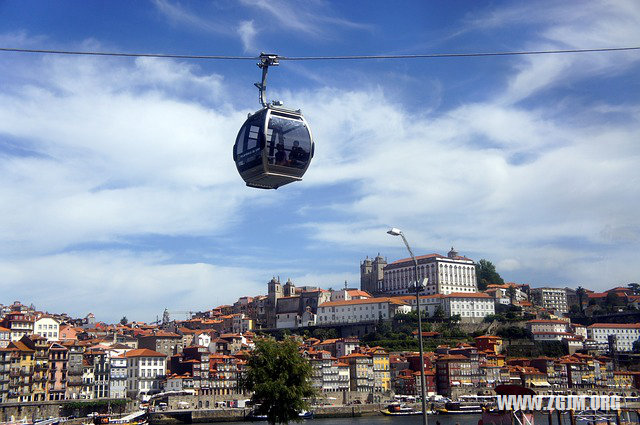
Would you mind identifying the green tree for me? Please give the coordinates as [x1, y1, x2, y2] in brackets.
[476, 259, 504, 291]
[605, 292, 622, 311]
[506, 286, 517, 305]
[576, 286, 586, 314]
[243, 338, 315, 424]
[628, 283, 640, 295]
[119, 316, 128, 325]
[377, 317, 392, 337]
[432, 305, 445, 322]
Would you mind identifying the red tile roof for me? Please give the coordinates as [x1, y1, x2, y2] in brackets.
[123, 348, 166, 358]
[389, 253, 473, 265]
[319, 297, 408, 307]
[445, 292, 491, 299]
[587, 323, 640, 329]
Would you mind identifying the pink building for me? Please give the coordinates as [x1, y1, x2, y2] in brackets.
[48, 343, 69, 400]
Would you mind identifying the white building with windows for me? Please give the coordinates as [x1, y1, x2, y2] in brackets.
[0, 326, 9, 348]
[124, 348, 167, 399]
[34, 316, 60, 341]
[381, 248, 477, 296]
[398, 292, 495, 323]
[317, 298, 411, 325]
[442, 292, 494, 322]
[526, 319, 571, 334]
[526, 319, 575, 342]
[109, 354, 127, 399]
[587, 323, 640, 352]
[530, 287, 569, 314]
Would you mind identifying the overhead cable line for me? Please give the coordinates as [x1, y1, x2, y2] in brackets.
[0, 46, 639, 61]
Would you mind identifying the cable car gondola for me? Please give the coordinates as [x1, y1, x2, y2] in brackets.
[233, 53, 314, 189]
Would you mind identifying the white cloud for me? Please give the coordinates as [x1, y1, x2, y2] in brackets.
[0, 250, 266, 323]
[283, 56, 640, 291]
[2, 0, 640, 319]
[237, 20, 257, 53]
[0, 54, 259, 256]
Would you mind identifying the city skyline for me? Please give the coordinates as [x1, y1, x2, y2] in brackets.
[1, 1, 639, 322]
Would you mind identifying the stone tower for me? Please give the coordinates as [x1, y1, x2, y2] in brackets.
[360, 257, 373, 293]
[360, 254, 387, 295]
[283, 278, 296, 297]
[266, 277, 282, 328]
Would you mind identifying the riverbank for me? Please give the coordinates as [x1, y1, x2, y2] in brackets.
[149, 404, 392, 424]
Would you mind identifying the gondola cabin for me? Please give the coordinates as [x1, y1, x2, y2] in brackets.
[233, 105, 314, 189]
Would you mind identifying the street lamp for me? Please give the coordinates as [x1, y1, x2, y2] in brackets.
[387, 228, 428, 425]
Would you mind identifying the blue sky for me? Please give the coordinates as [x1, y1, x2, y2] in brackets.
[0, 1, 639, 323]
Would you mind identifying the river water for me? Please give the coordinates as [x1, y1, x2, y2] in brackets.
[227, 414, 487, 425]
[221, 412, 577, 425]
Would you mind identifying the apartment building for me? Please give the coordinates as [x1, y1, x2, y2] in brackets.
[0, 327, 10, 348]
[0, 348, 10, 403]
[339, 352, 374, 394]
[124, 348, 166, 399]
[34, 316, 60, 342]
[530, 287, 569, 314]
[110, 354, 127, 399]
[365, 347, 391, 394]
[308, 350, 349, 393]
[48, 343, 69, 400]
[137, 331, 183, 358]
[209, 354, 240, 395]
[1, 313, 35, 341]
[65, 341, 84, 399]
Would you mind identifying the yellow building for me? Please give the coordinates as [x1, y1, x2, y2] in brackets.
[614, 372, 635, 389]
[7, 340, 35, 402]
[366, 347, 391, 393]
[23, 335, 49, 402]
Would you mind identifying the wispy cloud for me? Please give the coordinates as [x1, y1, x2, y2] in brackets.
[152, 0, 230, 34]
[238, 0, 371, 39]
[452, 0, 640, 104]
[237, 20, 257, 52]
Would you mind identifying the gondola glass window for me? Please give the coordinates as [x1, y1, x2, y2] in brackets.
[267, 115, 311, 170]
[235, 114, 264, 172]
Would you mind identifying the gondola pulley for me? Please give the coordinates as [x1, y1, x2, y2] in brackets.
[233, 53, 315, 189]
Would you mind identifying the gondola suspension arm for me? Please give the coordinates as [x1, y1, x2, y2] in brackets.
[254, 53, 280, 108]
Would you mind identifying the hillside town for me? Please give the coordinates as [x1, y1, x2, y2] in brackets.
[2, 248, 640, 412]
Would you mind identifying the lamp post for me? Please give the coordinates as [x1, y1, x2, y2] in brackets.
[387, 228, 428, 425]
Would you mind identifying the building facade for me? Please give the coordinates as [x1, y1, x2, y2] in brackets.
[34, 317, 60, 342]
[380, 248, 477, 296]
[124, 348, 167, 399]
[316, 298, 411, 325]
[530, 287, 569, 314]
[587, 323, 640, 352]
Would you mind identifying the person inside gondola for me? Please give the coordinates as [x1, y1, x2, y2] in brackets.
[275, 142, 288, 165]
[289, 140, 306, 168]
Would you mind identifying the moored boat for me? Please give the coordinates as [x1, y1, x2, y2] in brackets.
[437, 402, 483, 414]
[381, 403, 422, 416]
